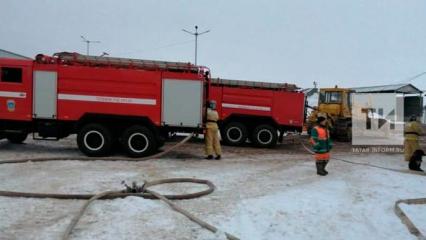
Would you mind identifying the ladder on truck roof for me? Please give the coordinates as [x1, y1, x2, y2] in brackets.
[211, 78, 299, 91]
[35, 52, 205, 73]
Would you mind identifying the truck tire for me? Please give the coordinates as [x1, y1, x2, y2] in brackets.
[120, 125, 157, 157]
[221, 122, 248, 146]
[251, 124, 278, 148]
[77, 124, 113, 157]
[6, 132, 28, 144]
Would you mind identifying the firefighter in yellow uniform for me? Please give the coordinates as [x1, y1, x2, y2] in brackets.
[205, 100, 222, 160]
[404, 115, 422, 161]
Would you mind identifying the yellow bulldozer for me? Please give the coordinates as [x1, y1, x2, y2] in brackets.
[307, 86, 353, 141]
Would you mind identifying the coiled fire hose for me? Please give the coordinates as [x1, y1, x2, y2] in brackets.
[299, 137, 426, 239]
[0, 134, 240, 240]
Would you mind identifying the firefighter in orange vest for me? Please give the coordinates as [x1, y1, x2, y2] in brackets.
[310, 116, 333, 176]
[205, 100, 222, 160]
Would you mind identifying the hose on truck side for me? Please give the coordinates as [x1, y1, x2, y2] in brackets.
[0, 133, 194, 164]
[299, 137, 426, 239]
[0, 134, 240, 240]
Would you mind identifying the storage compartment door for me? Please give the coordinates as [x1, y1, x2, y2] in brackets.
[162, 79, 203, 127]
[33, 71, 57, 119]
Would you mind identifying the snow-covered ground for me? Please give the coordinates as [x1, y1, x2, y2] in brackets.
[0, 137, 425, 240]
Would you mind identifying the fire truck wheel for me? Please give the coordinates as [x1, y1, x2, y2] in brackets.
[6, 132, 28, 144]
[77, 124, 113, 157]
[221, 122, 248, 146]
[251, 124, 278, 148]
[121, 125, 157, 157]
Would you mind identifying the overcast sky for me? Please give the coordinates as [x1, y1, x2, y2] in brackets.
[1, 0, 426, 89]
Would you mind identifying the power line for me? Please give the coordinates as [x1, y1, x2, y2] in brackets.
[404, 71, 426, 83]
[391, 71, 426, 85]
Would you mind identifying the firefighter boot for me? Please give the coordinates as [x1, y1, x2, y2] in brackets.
[319, 161, 328, 176]
[215, 155, 221, 160]
[315, 162, 320, 175]
[316, 162, 326, 176]
[205, 155, 214, 160]
[323, 160, 329, 175]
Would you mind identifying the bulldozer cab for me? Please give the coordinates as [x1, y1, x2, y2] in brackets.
[318, 87, 352, 118]
[307, 86, 353, 141]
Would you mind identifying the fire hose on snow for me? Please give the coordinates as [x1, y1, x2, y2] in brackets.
[299, 138, 426, 176]
[0, 134, 240, 240]
[299, 137, 426, 240]
[2, 134, 425, 240]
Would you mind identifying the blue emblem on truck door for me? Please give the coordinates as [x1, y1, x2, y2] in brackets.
[7, 100, 15, 112]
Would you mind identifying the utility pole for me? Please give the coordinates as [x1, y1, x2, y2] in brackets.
[182, 26, 210, 65]
[80, 36, 100, 55]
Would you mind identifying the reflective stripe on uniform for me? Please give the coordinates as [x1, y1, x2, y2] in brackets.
[315, 152, 330, 161]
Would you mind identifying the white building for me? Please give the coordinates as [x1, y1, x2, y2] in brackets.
[352, 83, 424, 123]
[0, 49, 31, 60]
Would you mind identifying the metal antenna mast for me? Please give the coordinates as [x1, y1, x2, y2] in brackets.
[182, 26, 210, 65]
[80, 35, 101, 55]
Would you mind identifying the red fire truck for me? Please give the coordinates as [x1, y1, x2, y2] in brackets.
[0, 52, 210, 157]
[210, 78, 305, 148]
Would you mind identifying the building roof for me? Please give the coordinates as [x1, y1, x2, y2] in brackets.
[0, 49, 31, 60]
[352, 83, 422, 94]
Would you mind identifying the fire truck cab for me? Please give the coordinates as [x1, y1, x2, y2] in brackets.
[0, 52, 210, 157]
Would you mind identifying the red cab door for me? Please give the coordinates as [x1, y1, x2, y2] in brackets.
[0, 59, 33, 121]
